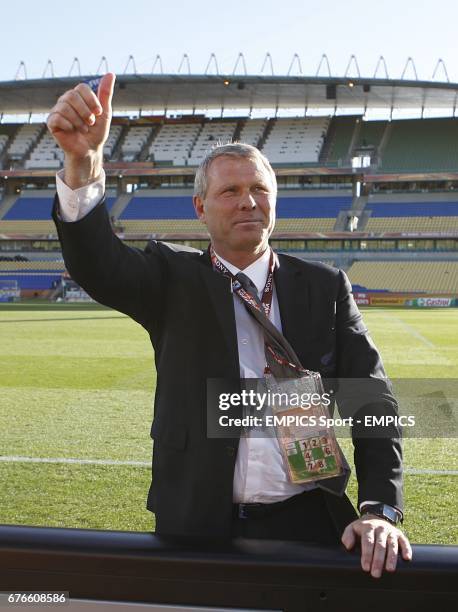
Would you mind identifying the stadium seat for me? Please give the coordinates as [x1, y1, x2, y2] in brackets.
[121, 126, 154, 162]
[261, 117, 329, 164]
[188, 120, 238, 165]
[365, 217, 458, 233]
[115, 192, 350, 236]
[238, 119, 267, 147]
[0, 134, 9, 157]
[0, 194, 116, 236]
[103, 125, 123, 160]
[6, 124, 43, 162]
[0, 260, 65, 271]
[347, 261, 458, 293]
[365, 198, 458, 233]
[149, 122, 202, 166]
[381, 118, 458, 172]
[25, 131, 64, 169]
[354, 120, 387, 152]
[322, 116, 359, 165]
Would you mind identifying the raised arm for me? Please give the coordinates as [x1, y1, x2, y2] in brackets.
[48, 74, 166, 329]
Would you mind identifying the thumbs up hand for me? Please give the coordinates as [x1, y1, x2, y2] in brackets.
[47, 73, 116, 189]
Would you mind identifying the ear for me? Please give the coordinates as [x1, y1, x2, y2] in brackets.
[193, 195, 206, 223]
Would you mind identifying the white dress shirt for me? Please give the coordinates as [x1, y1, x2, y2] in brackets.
[215, 250, 317, 503]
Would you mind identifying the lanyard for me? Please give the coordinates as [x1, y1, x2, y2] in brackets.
[209, 245, 306, 375]
[209, 245, 276, 318]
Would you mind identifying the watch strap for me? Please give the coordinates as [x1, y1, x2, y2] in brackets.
[360, 503, 403, 525]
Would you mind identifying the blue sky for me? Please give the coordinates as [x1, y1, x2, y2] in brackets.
[1, 0, 457, 82]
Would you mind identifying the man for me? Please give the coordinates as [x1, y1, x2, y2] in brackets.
[47, 73, 412, 578]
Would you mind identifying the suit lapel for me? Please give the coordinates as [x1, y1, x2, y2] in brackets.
[197, 251, 240, 376]
[274, 254, 312, 361]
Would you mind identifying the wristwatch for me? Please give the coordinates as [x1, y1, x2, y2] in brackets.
[360, 503, 403, 525]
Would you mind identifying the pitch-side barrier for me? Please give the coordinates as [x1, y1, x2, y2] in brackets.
[0, 525, 457, 611]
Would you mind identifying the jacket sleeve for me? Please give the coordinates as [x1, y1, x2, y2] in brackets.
[335, 269, 404, 512]
[52, 194, 166, 330]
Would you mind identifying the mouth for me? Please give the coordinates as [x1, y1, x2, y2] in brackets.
[233, 219, 264, 226]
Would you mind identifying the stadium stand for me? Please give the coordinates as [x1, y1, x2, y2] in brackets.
[10, 114, 458, 174]
[0, 254, 66, 293]
[188, 120, 238, 165]
[261, 117, 329, 164]
[354, 120, 387, 151]
[103, 124, 123, 160]
[381, 118, 458, 172]
[149, 121, 202, 166]
[118, 191, 205, 235]
[274, 193, 351, 232]
[6, 124, 43, 163]
[121, 125, 155, 162]
[0, 191, 117, 235]
[0, 271, 63, 290]
[25, 130, 63, 169]
[0, 260, 64, 271]
[0, 192, 58, 235]
[0, 102, 456, 300]
[321, 115, 358, 165]
[117, 190, 352, 235]
[351, 119, 388, 166]
[238, 118, 267, 147]
[0, 134, 9, 157]
[365, 194, 458, 233]
[347, 261, 458, 293]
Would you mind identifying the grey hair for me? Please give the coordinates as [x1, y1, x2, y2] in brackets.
[193, 142, 277, 199]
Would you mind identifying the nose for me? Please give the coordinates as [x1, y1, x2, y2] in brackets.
[239, 191, 256, 210]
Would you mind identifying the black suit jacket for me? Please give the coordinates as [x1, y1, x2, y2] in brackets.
[52, 197, 403, 538]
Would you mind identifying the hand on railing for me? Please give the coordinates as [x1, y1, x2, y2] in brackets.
[342, 514, 412, 578]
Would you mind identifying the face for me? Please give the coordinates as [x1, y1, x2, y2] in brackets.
[193, 155, 276, 258]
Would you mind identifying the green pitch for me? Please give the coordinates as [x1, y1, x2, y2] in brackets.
[0, 303, 457, 543]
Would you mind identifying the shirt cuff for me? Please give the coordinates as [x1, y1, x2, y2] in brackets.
[56, 168, 106, 222]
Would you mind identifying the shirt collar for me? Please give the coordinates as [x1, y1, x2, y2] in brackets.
[214, 248, 271, 295]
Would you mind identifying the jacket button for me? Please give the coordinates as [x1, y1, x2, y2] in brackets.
[226, 446, 236, 457]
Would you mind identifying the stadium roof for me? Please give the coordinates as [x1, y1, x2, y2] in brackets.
[1, 75, 458, 115]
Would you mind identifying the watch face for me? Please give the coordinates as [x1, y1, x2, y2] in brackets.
[363, 504, 400, 524]
[383, 505, 398, 523]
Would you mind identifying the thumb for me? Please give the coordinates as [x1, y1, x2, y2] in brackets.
[341, 523, 356, 550]
[97, 73, 116, 115]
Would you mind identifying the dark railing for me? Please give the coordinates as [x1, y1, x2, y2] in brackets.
[0, 525, 457, 610]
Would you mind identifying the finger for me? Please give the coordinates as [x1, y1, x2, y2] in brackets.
[341, 524, 356, 550]
[385, 533, 399, 572]
[59, 90, 95, 126]
[398, 533, 413, 561]
[47, 111, 77, 134]
[74, 82, 103, 116]
[53, 101, 89, 133]
[360, 528, 375, 573]
[97, 73, 116, 116]
[370, 528, 388, 578]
